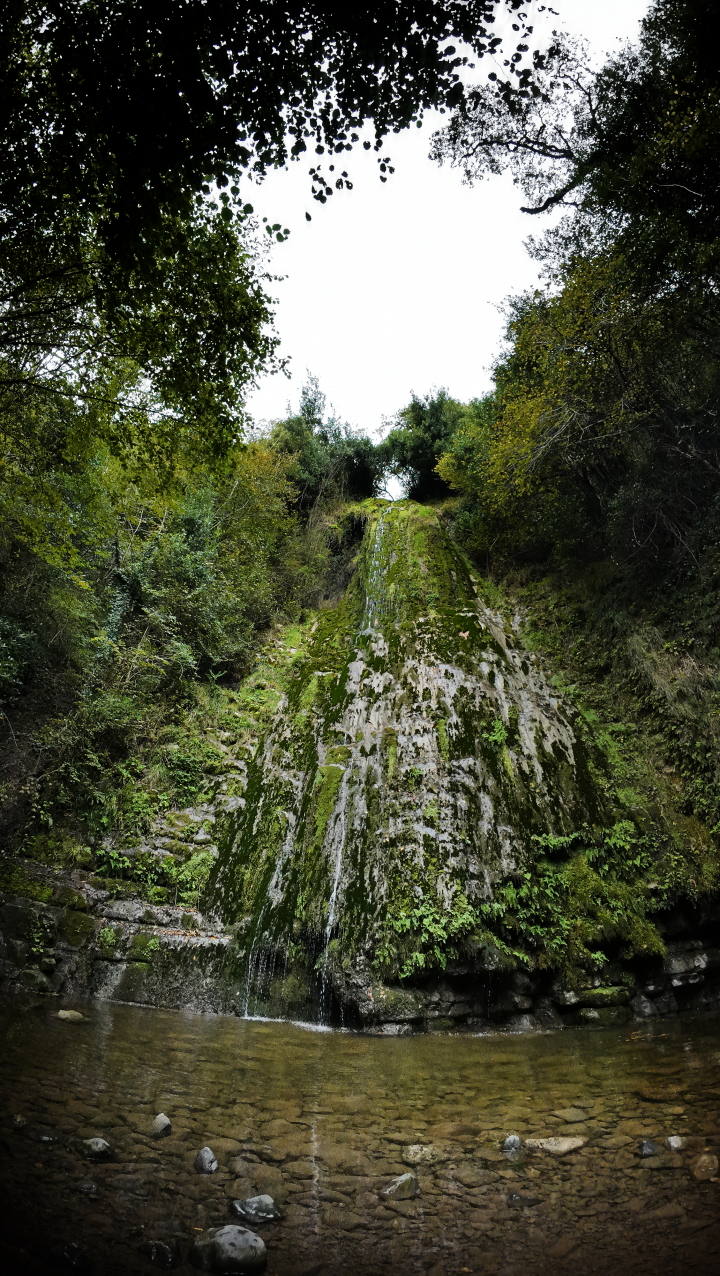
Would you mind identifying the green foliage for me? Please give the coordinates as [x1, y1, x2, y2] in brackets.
[480, 717, 507, 751]
[377, 890, 480, 978]
[173, 850, 215, 908]
[434, 1, 720, 578]
[1, 2, 534, 246]
[97, 926, 119, 958]
[381, 390, 464, 500]
[267, 377, 383, 511]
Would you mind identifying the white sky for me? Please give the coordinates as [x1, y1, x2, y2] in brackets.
[246, 0, 651, 439]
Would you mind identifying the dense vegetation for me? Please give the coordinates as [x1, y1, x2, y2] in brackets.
[0, 0, 529, 852]
[2, 0, 720, 982]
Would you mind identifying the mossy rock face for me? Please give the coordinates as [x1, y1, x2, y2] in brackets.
[0, 863, 54, 904]
[115, 961, 151, 1001]
[97, 926, 121, 959]
[577, 985, 631, 1008]
[367, 984, 425, 1023]
[207, 501, 654, 997]
[53, 886, 88, 912]
[60, 910, 97, 948]
[128, 932, 161, 961]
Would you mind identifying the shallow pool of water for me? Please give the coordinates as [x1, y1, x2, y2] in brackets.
[1, 1001, 719, 1274]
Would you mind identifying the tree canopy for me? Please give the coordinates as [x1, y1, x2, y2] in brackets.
[2, 0, 537, 269]
[432, 0, 720, 575]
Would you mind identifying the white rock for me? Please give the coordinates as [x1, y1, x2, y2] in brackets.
[152, 1112, 172, 1138]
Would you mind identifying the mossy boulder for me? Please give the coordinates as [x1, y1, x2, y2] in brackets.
[0, 863, 53, 904]
[53, 885, 88, 912]
[60, 910, 96, 948]
[367, 984, 425, 1023]
[577, 985, 631, 1008]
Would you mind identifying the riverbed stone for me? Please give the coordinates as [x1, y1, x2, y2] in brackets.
[57, 1009, 85, 1022]
[138, 1239, 179, 1268]
[691, 1152, 719, 1180]
[152, 1112, 172, 1138]
[190, 1225, 266, 1273]
[382, 1171, 419, 1200]
[401, 1142, 454, 1165]
[82, 1136, 112, 1160]
[524, 1136, 586, 1156]
[194, 1146, 219, 1173]
[502, 1134, 522, 1153]
[552, 1107, 588, 1124]
[230, 1194, 283, 1224]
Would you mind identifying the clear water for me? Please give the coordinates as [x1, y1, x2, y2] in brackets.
[1, 1001, 719, 1274]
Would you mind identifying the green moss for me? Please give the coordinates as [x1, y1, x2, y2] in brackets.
[577, 985, 630, 1007]
[368, 984, 424, 1022]
[0, 863, 53, 903]
[52, 885, 88, 911]
[128, 931, 161, 961]
[60, 910, 96, 947]
[423, 801, 440, 826]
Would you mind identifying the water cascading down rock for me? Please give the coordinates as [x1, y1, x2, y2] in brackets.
[209, 502, 603, 1024]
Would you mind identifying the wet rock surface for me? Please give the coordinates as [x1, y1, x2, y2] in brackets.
[229, 1195, 283, 1224]
[195, 1146, 219, 1174]
[1, 999, 720, 1274]
[190, 1225, 266, 1273]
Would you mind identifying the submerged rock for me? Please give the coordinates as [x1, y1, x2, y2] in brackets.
[502, 1134, 522, 1153]
[229, 1194, 283, 1224]
[401, 1143, 451, 1166]
[194, 1146, 219, 1173]
[691, 1153, 719, 1181]
[524, 1136, 586, 1156]
[190, 1225, 266, 1273]
[382, 1171, 419, 1200]
[552, 1107, 587, 1124]
[152, 1112, 172, 1138]
[139, 1239, 179, 1268]
[507, 1191, 539, 1209]
[639, 1139, 660, 1158]
[57, 1009, 85, 1023]
[82, 1137, 112, 1160]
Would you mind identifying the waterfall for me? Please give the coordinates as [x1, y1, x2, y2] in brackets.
[208, 500, 606, 1023]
